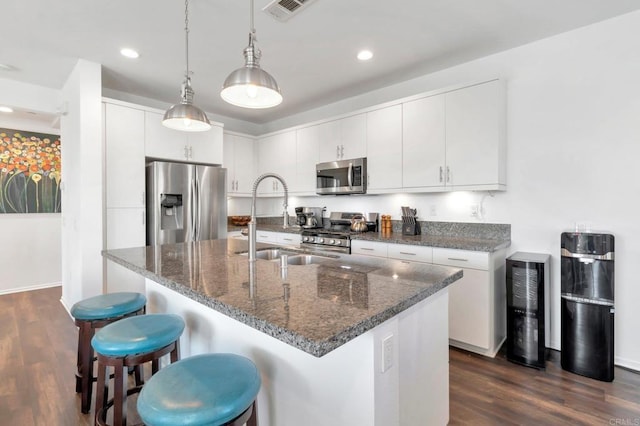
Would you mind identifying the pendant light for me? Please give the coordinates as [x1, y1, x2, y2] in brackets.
[163, 0, 211, 132]
[220, 0, 282, 109]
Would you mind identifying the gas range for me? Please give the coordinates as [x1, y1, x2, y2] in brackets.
[300, 212, 378, 254]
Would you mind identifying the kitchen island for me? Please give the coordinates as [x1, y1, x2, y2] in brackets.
[104, 239, 462, 426]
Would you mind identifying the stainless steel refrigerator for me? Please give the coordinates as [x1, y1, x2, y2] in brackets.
[146, 161, 227, 245]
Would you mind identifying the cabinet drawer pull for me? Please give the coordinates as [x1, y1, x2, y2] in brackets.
[282, 238, 293, 241]
[447, 257, 468, 262]
[399, 251, 416, 256]
[360, 248, 374, 251]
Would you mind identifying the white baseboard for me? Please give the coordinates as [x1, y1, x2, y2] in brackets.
[615, 356, 640, 373]
[0, 281, 61, 296]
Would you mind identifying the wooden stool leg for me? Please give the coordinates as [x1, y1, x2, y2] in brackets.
[113, 359, 127, 426]
[247, 400, 258, 426]
[78, 321, 95, 414]
[94, 359, 109, 424]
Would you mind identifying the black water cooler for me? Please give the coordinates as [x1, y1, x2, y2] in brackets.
[561, 232, 615, 382]
[506, 252, 550, 369]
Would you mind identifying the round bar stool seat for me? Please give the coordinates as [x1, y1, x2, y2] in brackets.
[137, 353, 261, 426]
[92, 313, 185, 426]
[70, 292, 147, 414]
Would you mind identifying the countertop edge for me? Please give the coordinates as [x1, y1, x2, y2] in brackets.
[103, 249, 463, 357]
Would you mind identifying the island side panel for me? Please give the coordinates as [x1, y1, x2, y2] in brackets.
[398, 288, 449, 425]
[145, 279, 377, 426]
[145, 278, 450, 426]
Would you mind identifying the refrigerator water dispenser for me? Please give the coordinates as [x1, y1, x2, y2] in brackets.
[160, 193, 183, 230]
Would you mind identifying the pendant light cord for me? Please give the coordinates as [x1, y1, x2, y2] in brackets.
[184, 0, 190, 78]
[249, 0, 256, 47]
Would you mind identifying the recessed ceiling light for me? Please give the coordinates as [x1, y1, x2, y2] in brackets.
[0, 106, 14, 113]
[120, 48, 140, 59]
[357, 50, 373, 61]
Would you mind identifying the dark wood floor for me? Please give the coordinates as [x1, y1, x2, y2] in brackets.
[1, 287, 639, 425]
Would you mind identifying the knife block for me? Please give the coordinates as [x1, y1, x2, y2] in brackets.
[402, 221, 421, 236]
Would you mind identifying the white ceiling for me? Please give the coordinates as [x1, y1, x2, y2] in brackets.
[1, 0, 639, 126]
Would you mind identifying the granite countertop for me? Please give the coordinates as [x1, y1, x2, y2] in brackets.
[229, 223, 510, 252]
[104, 239, 462, 357]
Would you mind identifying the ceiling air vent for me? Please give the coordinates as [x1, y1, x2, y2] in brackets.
[262, 0, 317, 22]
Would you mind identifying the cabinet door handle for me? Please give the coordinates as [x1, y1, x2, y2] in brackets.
[189, 146, 193, 159]
[360, 247, 374, 251]
[336, 145, 340, 159]
[446, 166, 451, 183]
[142, 211, 145, 225]
[141, 191, 145, 205]
[340, 144, 344, 158]
[439, 166, 443, 183]
[447, 257, 468, 262]
[184, 145, 189, 159]
[399, 252, 416, 256]
[235, 180, 238, 191]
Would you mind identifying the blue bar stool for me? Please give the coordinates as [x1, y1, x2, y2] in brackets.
[137, 353, 261, 426]
[70, 292, 147, 414]
[92, 313, 185, 426]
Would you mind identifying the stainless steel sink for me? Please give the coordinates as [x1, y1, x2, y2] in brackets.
[239, 249, 330, 265]
[254, 249, 284, 260]
[285, 255, 324, 265]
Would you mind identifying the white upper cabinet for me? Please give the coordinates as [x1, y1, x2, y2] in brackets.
[295, 126, 320, 195]
[444, 80, 506, 190]
[145, 111, 223, 165]
[402, 94, 446, 189]
[366, 104, 403, 191]
[401, 79, 506, 192]
[256, 131, 297, 196]
[223, 133, 256, 196]
[104, 102, 146, 208]
[186, 125, 223, 165]
[318, 114, 366, 163]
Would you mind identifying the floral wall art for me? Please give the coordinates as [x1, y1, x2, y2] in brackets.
[0, 128, 61, 213]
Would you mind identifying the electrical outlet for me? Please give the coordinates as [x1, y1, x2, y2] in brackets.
[470, 204, 479, 217]
[430, 205, 437, 216]
[382, 335, 394, 373]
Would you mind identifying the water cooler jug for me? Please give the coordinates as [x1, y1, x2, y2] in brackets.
[506, 252, 550, 369]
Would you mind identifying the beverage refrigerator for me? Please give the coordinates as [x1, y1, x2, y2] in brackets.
[560, 232, 615, 382]
[506, 252, 550, 369]
[146, 161, 227, 245]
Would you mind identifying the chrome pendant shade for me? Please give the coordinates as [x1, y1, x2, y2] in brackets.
[163, 0, 211, 132]
[221, 0, 282, 109]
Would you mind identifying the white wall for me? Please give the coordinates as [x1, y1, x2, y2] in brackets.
[0, 83, 62, 294]
[251, 11, 640, 371]
[60, 59, 103, 310]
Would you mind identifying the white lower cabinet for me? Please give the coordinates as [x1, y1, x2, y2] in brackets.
[387, 244, 433, 263]
[433, 247, 506, 357]
[255, 230, 278, 244]
[277, 233, 301, 247]
[351, 240, 505, 357]
[254, 230, 301, 246]
[350, 240, 389, 258]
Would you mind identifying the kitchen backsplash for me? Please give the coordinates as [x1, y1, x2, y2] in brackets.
[249, 215, 510, 240]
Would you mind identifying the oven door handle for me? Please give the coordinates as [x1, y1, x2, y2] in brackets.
[347, 162, 353, 189]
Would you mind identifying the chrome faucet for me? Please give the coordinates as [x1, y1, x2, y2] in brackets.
[248, 173, 289, 262]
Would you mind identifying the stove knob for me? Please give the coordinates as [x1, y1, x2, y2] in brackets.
[318, 238, 325, 243]
[329, 239, 335, 245]
[335, 240, 341, 245]
[303, 236, 309, 242]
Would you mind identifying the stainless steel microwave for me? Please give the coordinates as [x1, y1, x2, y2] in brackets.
[316, 157, 367, 195]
